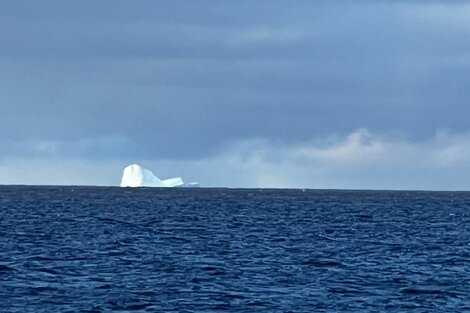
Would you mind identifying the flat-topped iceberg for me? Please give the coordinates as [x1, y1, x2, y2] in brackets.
[120, 164, 199, 188]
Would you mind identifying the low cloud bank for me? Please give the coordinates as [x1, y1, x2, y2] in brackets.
[2, 129, 470, 190]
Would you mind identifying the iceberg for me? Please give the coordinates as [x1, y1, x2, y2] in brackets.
[120, 164, 198, 188]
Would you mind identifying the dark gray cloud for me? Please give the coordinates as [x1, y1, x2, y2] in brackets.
[1, 0, 470, 164]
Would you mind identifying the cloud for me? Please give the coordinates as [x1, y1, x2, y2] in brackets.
[196, 129, 470, 190]
[0, 1, 470, 188]
[3, 129, 470, 190]
[294, 129, 386, 165]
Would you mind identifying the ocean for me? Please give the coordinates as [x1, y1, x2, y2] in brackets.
[0, 186, 468, 312]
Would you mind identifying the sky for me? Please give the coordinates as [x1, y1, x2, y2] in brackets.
[1, 0, 470, 189]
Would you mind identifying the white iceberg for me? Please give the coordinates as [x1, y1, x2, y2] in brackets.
[120, 164, 198, 188]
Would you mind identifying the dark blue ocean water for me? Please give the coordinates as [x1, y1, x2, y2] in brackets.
[0, 186, 469, 312]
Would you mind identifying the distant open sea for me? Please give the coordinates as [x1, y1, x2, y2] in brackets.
[0, 186, 469, 312]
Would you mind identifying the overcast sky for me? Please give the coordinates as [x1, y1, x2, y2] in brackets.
[1, 0, 470, 189]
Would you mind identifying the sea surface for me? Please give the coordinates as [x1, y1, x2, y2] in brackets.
[0, 186, 469, 312]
